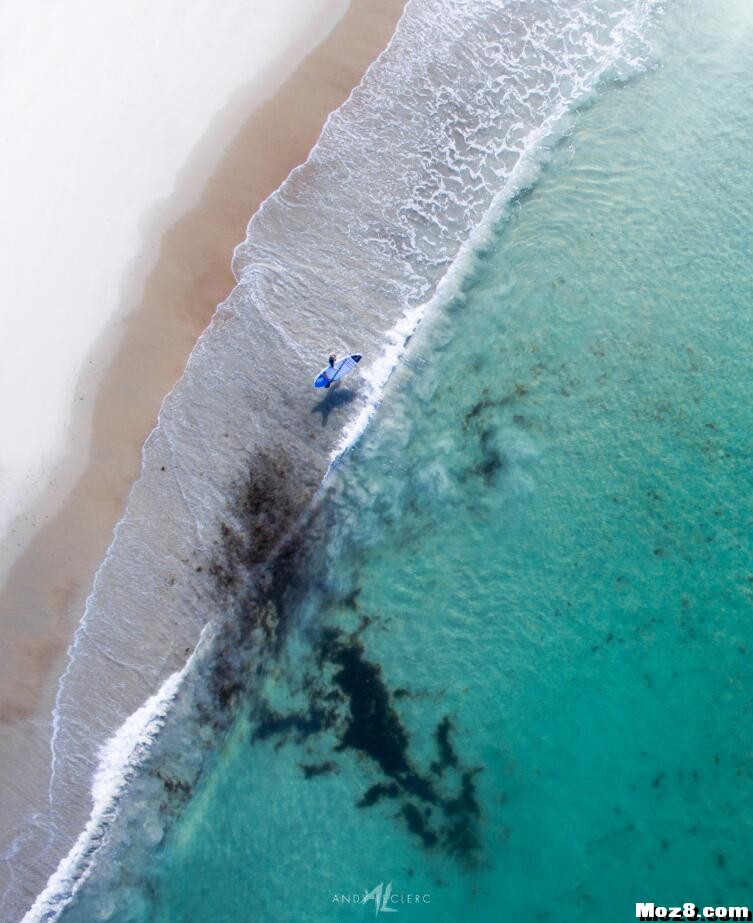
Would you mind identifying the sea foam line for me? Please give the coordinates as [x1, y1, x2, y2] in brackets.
[325, 0, 659, 474]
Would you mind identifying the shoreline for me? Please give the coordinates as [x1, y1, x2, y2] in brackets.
[0, 0, 406, 913]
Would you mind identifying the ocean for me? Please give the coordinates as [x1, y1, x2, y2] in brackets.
[16, 0, 753, 919]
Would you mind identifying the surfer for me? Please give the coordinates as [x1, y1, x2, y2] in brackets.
[322, 354, 337, 387]
[313, 352, 361, 389]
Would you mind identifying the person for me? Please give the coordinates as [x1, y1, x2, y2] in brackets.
[320, 353, 338, 389]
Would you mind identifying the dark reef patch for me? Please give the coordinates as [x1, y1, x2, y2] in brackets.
[87, 443, 351, 902]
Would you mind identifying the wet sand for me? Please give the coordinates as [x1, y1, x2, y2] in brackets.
[0, 0, 405, 910]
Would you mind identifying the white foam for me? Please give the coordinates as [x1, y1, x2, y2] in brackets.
[22, 626, 211, 923]
[323, 0, 660, 474]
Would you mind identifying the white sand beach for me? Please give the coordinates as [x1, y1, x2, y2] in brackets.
[0, 0, 405, 912]
[0, 0, 350, 580]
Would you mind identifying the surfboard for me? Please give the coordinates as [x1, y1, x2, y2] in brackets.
[313, 353, 362, 389]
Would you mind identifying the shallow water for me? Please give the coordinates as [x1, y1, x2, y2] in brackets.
[55, 0, 753, 919]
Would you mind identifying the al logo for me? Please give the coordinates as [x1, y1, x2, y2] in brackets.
[362, 881, 397, 915]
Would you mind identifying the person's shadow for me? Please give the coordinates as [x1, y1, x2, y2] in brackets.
[311, 386, 357, 426]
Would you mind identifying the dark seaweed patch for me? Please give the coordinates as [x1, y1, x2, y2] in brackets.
[300, 761, 338, 780]
[162, 444, 483, 866]
[208, 448, 314, 604]
[252, 700, 336, 746]
[327, 636, 410, 775]
[127, 447, 347, 869]
[217, 680, 243, 709]
[402, 803, 439, 848]
[461, 386, 517, 486]
[341, 587, 362, 609]
[196, 447, 332, 717]
[431, 717, 459, 776]
[323, 631, 482, 860]
[465, 394, 497, 425]
[252, 626, 483, 863]
[442, 770, 482, 857]
[471, 427, 507, 485]
[463, 382, 532, 434]
[154, 769, 192, 797]
[358, 782, 401, 807]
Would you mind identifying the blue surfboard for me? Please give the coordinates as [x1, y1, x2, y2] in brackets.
[314, 353, 362, 389]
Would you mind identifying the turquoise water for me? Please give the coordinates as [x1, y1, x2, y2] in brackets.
[61, 0, 753, 919]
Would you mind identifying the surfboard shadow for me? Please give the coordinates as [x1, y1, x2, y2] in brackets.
[311, 386, 357, 427]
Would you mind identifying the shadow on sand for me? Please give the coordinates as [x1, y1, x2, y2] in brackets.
[311, 386, 358, 426]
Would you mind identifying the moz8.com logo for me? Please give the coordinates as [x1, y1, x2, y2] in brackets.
[331, 882, 432, 915]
